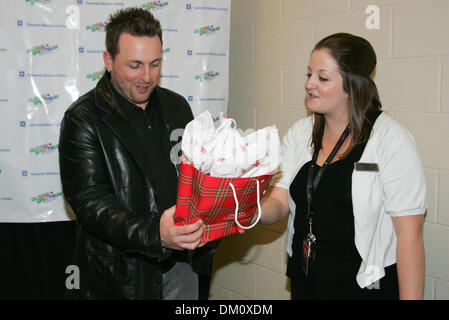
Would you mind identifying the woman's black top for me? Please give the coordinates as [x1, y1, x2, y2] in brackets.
[287, 113, 399, 299]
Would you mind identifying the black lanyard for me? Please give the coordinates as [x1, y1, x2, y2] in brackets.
[306, 125, 350, 238]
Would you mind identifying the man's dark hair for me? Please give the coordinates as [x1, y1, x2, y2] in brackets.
[106, 7, 162, 58]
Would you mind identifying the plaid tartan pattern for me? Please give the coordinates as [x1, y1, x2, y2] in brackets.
[175, 160, 273, 244]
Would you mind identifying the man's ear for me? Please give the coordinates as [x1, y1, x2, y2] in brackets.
[103, 51, 113, 72]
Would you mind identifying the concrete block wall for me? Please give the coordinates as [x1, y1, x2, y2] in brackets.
[209, 0, 449, 300]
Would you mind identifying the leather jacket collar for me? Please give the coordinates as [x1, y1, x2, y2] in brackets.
[94, 71, 181, 134]
[93, 72, 158, 182]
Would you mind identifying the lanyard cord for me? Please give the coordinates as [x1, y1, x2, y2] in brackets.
[306, 125, 350, 231]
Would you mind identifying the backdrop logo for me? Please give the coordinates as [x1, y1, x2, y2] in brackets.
[194, 25, 220, 36]
[29, 143, 58, 155]
[26, 44, 58, 56]
[142, 1, 168, 10]
[27, 93, 60, 105]
[25, 0, 51, 5]
[87, 70, 104, 81]
[195, 70, 219, 82]
[31, 191, 63, 204]
[86, 21, 108, 32]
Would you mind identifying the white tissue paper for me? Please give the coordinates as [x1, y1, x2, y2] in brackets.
[181, 111, 282, 178]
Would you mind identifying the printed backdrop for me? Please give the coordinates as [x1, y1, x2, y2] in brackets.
[0, 0, 231, 222]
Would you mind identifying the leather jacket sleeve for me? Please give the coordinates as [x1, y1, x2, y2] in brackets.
[59, 104, 171, 261]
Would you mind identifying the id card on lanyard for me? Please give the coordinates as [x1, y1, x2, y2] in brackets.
[301, 124, 350, 276]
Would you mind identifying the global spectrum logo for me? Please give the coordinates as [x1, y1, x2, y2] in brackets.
[29, 143, 58, 155]
[142, 1, 168, 10]
[86, 21, 107, 32]
[195, 70, 219, 82]
[26, 43, 58, 56]
[25, 0, 51, 5]
[194, 25, 221, 36]
[31, 191, 63, 204]
[27, 93, 60, 105]
[87, 70, 104, 81]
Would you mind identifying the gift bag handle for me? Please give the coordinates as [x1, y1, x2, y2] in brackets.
[229, 180, 261, 230]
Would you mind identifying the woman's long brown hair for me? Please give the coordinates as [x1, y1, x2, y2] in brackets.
[310, 33, 382, 158]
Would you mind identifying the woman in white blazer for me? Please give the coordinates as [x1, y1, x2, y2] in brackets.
[259, 33, 426, 300]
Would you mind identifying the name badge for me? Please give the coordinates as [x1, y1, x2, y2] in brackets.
[354, 162, 379, 172]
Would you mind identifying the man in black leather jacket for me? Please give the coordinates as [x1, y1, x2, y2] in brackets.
[59, 8, 215, 299]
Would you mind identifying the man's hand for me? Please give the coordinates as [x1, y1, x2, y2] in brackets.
[160, 205, 204, 250]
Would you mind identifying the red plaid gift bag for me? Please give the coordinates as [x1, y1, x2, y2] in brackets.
[175, 159, 273, 244]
